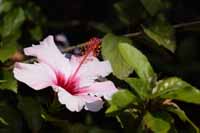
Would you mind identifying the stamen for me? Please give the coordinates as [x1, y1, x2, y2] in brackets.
[72, 37, 101, 79]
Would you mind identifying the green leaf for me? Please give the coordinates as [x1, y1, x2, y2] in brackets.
[114, 2, 130, 25]
[0, 8, 25, 37]
[0, 116, 8, 125]
[29, 25, 43, 41]
[143, 16, 176, 52]
[0, 40, 18, 62]
[125, 78, 149, 99]
[118, 42, 156, 84]
[18, 96, 43, 131]
[140, 0, 163, 16]
[105, 105, 119, 115]
[106, 89, 138, 115]
[0, 0, 13, 14]
[156, 77, 200, 104]
[101, 34, 133, 79]
[112, 89, 138, 108]
[166, 105, 199, 133]
[143, 111, 173, 133]
[0, 80, 6, 83]
[0, 70, 17, 93]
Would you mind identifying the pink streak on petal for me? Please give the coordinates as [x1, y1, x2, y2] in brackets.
[24, 35, 71, 80]
[13, 62, 56, 90]
[55, 72, 88, 95]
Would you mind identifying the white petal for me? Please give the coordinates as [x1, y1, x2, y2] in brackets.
[84, 100, 104, 112]
[83, 81, 118, 100]
[13, 62, 56, 90]
[24, 35, 71, 79]
[56, 87, 86, 112]
[56, 87, 104, 112]
[70, 55, 112, 88]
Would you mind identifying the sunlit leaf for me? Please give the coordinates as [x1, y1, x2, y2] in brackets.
[106, 89, 138, 114]
[106, 89, 138, 115]
[112, 89, 138, 108]
[143, 16, 176, 52]
[106, 105, 119, 115]
[155, 77, 200, 104]
[0, 70, 17, 93]
[101, 34, 133, 79]
[0, 40, 18, 62]
[143, 111, 173, 133]
[0, 7, 25, 37]
[125, 78, 149, 99]
[118, 42, 156, 84]
[0, 0, 13, 14]
[166, 105, 199, 133]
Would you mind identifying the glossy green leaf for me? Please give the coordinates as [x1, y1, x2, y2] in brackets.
[156, 77, 200, 104]
[166, 105, 199, 133]
[112, 89, 138, 108]
[0, 70, 17, 93]
[106, 105, 119, 115]
[143, 111, 173, 133]
[101, 34, 133, 79]
[143, 16, 176, 52]
[0, 0, 13, 13]
[106, 89, 138, 115]
[0, 40, 17, 62]
[18, 96, 43, 131]
[118, 42, 156, 83]
[125, 78, 149, 99]
[0, 8, 25, 37]
[140, 0, 163, 16]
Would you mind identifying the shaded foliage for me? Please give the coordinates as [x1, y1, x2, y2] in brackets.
[1, 0, 200, 132]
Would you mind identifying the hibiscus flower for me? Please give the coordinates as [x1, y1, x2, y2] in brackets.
[13, 36, 117, 112]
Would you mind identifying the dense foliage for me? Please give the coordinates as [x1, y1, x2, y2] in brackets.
[0, 0, 200, 132]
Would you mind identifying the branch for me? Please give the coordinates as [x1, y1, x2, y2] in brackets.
[3, 20, 200, 70]
[61, 20, 200, 53]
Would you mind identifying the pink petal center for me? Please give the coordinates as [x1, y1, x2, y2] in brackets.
[55, 72, 86, 95]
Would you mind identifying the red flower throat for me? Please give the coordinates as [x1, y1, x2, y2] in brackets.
[56, 37, 101, 95]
